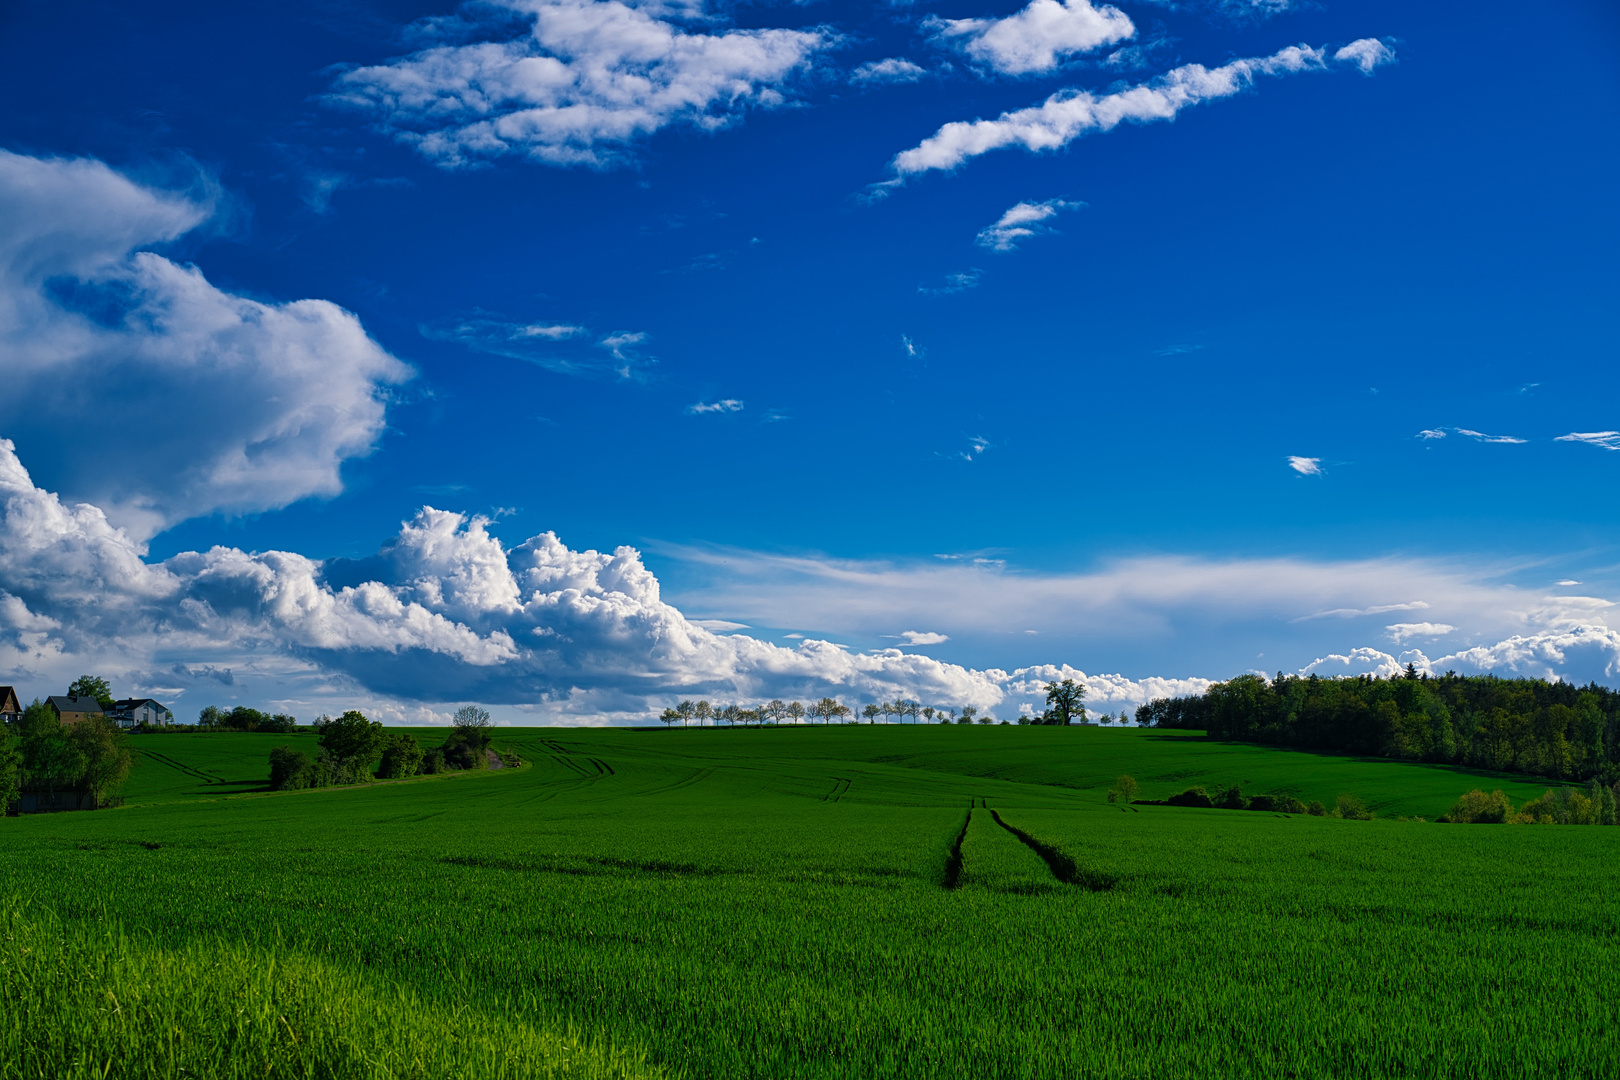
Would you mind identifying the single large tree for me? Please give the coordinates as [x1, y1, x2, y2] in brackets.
[1043, 679, 1087, 725]
[453, 705, 491, 741]
[319, 710, 384, 774]
[787, 701, 806, 725]
[695, 701, 713, 727]
[19, 701, 86, 803]
[69, 714, 133, 807]
[67, 675, 114, 709]
[862, 703, 880, 725]
[676, 700, 696, 727]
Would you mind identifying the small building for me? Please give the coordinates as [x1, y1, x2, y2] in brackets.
[47, 695, 104, 726]
[108, 698, 173, 729]
[0, 685, 19, 725]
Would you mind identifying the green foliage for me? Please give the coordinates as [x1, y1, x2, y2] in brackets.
[200, 706, 298, 733]
[1444, 789, 1515, 824]
[319, 711, 383, 765]
[1334, 793, 1374, 820]
[18, 703, 86, 799]
[1038, 679, 1086, 725]
[268, 746, 315, 791]
[0, 728, 20, 810]
[1140, 671, 1620, 784]
[377, 734, 425, 780]
[1106, 774, 1138, 804]
[1166, 786, 1213, 808]
[66, 715, 132, 808]
[66, 674, 113, 708]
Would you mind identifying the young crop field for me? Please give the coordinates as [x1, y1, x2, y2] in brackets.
[2, 725, 1615, 1078]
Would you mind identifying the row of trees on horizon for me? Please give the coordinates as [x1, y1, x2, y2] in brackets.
[655, 679, 1129, 728]
[1138, 667, 1620, 784]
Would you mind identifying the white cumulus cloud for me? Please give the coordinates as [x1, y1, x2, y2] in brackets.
[329, 0, 837, 168]
[889, 40, 1390, 178]
[927, 0, 1135, 76]
[0, 149, 411, 541]
[975, 198, 1084, 251]
[0, 440, 1011, 721]
[1334, 38, 1397, 75]
[900, 630, 949, 645]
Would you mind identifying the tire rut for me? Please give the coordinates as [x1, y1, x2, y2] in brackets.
[990, 810, 1118, 892]
[941, 808, 971, 890]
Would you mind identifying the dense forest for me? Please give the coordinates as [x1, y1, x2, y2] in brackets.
[1137, 668, 1620, 783]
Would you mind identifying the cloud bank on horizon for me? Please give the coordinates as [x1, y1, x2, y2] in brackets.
[6, 433, 1620, 725]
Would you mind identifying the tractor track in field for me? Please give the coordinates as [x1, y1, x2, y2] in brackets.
[941, 808, 971, 889]
[136, 749, 220, 783]
[990, 810, 1118, 892]
[821, 777, 852, 802]
[541, 741, 614, 782]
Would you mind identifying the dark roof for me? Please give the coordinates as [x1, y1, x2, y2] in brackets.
[0, 686, 18, 710]
[47, 695, 103, 713]
[113, 698, 170, 712]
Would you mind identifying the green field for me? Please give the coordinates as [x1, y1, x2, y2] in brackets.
[3, 725, 1616, 1078]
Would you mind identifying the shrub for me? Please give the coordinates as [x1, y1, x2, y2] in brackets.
[1334, 794, 1374, 820]
[419, 748, 447, 775]
[377, 734, 424, 780]
[1306, 800, 1327, 817]
[1213, 785, 1247, 810]
[1166, 787, 1213, 808]
[268, 746, 315, 791]
[1443, 789, 1514, 824]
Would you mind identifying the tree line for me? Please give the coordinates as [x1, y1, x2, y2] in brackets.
[655, 679, 1102, 728]
[1137, 667, 1620, 784]
[267, 706, 513, 790]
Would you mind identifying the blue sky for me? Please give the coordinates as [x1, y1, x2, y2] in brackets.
[0, 0, 1617, 723]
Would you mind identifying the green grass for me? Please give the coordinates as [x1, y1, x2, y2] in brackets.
[2, 724, 1615, 1078]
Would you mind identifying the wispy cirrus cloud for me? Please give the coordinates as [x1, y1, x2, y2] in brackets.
[1385, 621, 1455, 644]
[887, 40, 1391, 179]
[918, 269, 983, 294]
[426, 317, 654, 380]
[1455, 427, 1527, 445]
[1287, 456, 1322, 475]
[851, 57, 927, 85]
[926, 0, 1135, 76]
[686, 399, 744, 415]
[975, 198, 1084, 251]
[1556, 431, 1620, 451]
